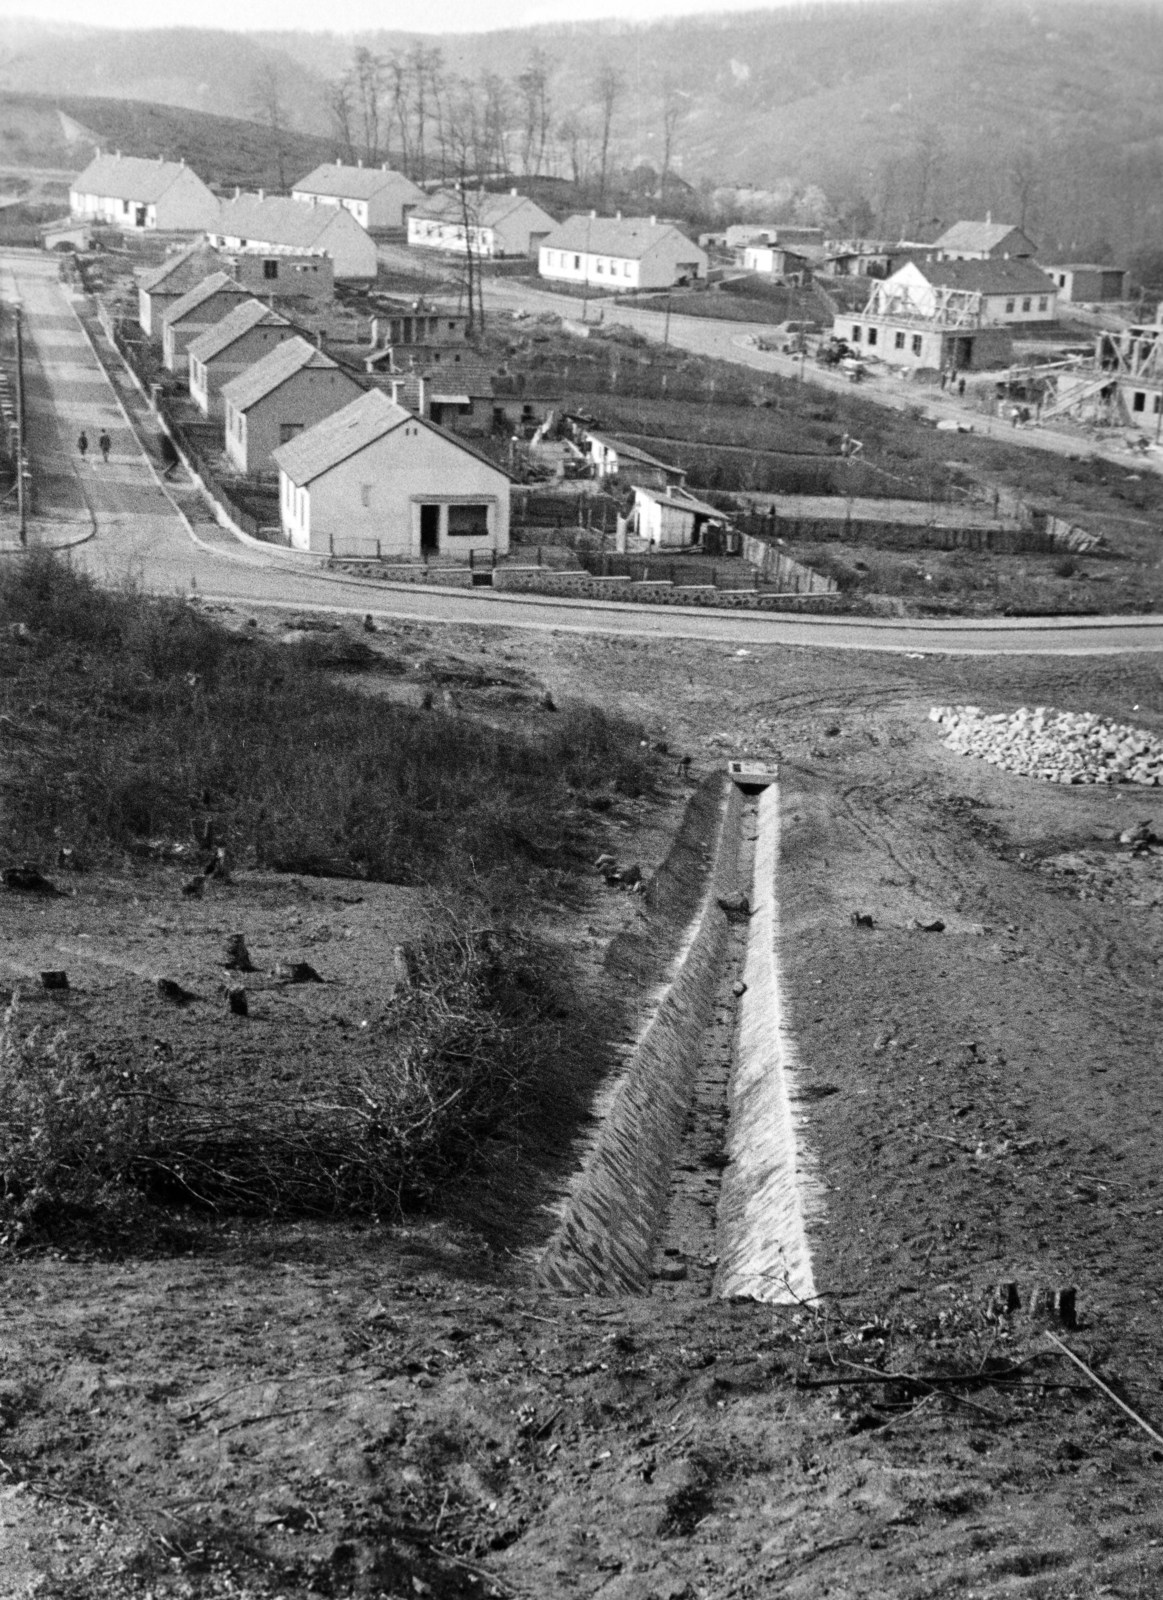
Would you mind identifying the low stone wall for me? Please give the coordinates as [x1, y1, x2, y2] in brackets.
[326, 560, 476, 587]
[715, 782, 819, 1304]
[494, 567, 842, 610]
[537, 777, 743, 1295]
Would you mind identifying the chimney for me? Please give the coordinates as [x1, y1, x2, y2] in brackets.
[371, 316, 379, 348]
[115, 149, 122, 160]
[382, 162, 389, 171]
[511, 186, 518, 196]
[649, 215, 657, 226]
[357, 158, 363, 168]
[258, 189, 264, 201]
[234, 186, 241, 199]
[336, 157, 341, 166]
[590, 209, 597, 219]
[616, 209, 622, 221]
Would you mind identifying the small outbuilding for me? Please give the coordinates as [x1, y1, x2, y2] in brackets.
[581, 428, 686, 489]
[221, 335, 366, 475]
[160, 272, 251, 373]
[291, 162, 425, 231]
[186, 300, 297, 420]
[632, 484, 725, 548]
[1044, 264, 1128, 304]
[272, 388, 512, 560]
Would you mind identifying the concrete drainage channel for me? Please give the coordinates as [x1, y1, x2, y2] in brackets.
[537, 770, 818, 1302]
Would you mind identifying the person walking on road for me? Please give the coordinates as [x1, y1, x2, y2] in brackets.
[98, 429, 111, 464]
[77, 430, 89, 462]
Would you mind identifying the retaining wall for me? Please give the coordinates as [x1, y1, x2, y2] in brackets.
[715, 783, 819, 1304]
[537, 777, 743, 1295]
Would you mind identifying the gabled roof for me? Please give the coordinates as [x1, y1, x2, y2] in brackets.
[423, 362, 495, 401]
[160, 271, 247, 328]
[221, 335, 355, 413]
[215, 195, 365, 250]
[586, 430, 682, 475]
[932, 220, 1033, 256]
[541, 213, 702, 261]
[915, 257, 1057, 295]
[412, 190, 554, 230]
[634, 484, 722, 517]
[186, 299, 290, 364]
[273, 387, 511, 487]
[138, 242, 223, 295]
[292, 163, 424, 203]
[72, 153, 205, 204]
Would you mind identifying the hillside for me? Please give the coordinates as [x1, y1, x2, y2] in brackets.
[2, 1, 1163, 262]
[0, 94, 337, 193]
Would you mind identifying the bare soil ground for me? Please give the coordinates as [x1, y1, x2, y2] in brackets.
[3, 613, 1163, 1599]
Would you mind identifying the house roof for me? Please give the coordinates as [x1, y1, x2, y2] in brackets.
[221, 335, 351, 413]
[215, 195, 363, 250]
[72, 153, 202, 204]
[272, 387, 511, 487]
[1043, 262, 1127, 274]
[634, 485, 722, 518]
[186, 299, 290, 364]
[412, 189, 554, 231]
[586, 430, 682, 475]
[292, 163, 424, 203]
[421, 362, 495, 401]
[160, 271, 247, 328]
[916, 257, 1057, 296]
[137, 243, 223, 295]
[541, 214, 701, 262]
[932, 220, 1032, 256]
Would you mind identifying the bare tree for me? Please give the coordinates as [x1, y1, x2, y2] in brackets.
[1008, 145, 1040, 234]
[594, 61, 623, 210]
[328, 73, 358, 167]
[251, 61, 290, 191]
[480, 72, 512, 177]
[558, 112, 593, 190]
[352, 48, 387, 166]
[386, 53, 413, 177]
[909, 124, 945, 232]
[659, 78, 686, 201]
[408, 43, 444, 182]
[443, 80, 487, 334]
[517, 47, 553, 178]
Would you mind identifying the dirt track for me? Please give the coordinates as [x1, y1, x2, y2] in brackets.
[3, 614, 1162, 1598]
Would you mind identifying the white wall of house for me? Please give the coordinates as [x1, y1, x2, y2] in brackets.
[634, 490, 699, 548]
[408, 214, 500, 258]
[539, 235, 706, 291]
[225, 367, 365, 474]
[69, 169, 218, 232]
[279, 422, 510, 559]
[880, 261, 1056, 325]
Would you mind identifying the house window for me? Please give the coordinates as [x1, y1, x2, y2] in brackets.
[573, 254, 581, 269]
[596, 259, 604, 273]
[851, 325, 861, 342]
[1021, 297, 1031, 312]
[447, 503, 489, 537]
[1133, 392, 1146, 412]
[263, 259, 279, 280]
[279, 423, 304, 444]
[867, 327, 878, 346]
[894, 331, 905, 350]
[1005, 299, 1015, 313]
[1038, 296, 1047, 311]
[360, 483, 373, 507]
[1058, 275, 1067, 288]
[911, 334, 923, 356]
[1156, 395, 1162, 415]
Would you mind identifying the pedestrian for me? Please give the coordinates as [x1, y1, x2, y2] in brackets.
[77, 430, 88, 460]
[958, 375, 966, 399]
[98, 429, 111, 463]
[939, 369, 948, 391]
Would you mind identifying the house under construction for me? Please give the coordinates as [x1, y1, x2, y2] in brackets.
[837, 272, 1012, 371]
[1032, 322, 1163, 431]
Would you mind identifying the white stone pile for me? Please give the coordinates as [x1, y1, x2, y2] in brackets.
[930, 704, 1163, 786]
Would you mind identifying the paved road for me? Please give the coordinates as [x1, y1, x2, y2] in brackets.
[5, 249, 1163, 656]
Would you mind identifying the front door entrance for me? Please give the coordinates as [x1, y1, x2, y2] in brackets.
[419, 503, 440, 556]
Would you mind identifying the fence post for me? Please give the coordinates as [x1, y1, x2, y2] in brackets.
[377, 539, 381, 561]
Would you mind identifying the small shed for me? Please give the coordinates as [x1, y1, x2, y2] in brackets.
[632, 484, 724, 549]
[1045, 264, 1128, 304]
[581, 428, 686, 489]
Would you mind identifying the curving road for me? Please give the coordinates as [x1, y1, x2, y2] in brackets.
[5, 249, 1163, 656]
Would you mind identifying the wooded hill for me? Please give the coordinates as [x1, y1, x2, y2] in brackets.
[2, 1, 1162, 268]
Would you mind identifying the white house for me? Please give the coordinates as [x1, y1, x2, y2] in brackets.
[160, 272, 251, 373]
[272, 388, 512, 560]
[221, 336, 366, 475]
[186, 300, 296, 420]
[407, 190, 556, 259]
[879, 258, 1058, 326]
[70, 153, 220, 233]
[632, 485, 724, 549]
[539, 215, 708, 291]
[291, 162, 425, 231]
[930, 220, 1037, 261]
[580, 428, 686, 489]
[209, 194, 377, 280]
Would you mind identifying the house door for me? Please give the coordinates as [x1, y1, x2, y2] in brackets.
[419, 504, 440, 556]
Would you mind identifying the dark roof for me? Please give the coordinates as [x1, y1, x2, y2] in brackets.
[160, 271, 247, 328]
[221, 336, 352, 412]
[916, 258, 1057, 296]
[186, 299, 290, 364]
[932, 220, 1033, 255]
[138, 243, 223, 295]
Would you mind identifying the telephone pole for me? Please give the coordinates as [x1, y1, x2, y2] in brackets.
[11, 301, 25, 546]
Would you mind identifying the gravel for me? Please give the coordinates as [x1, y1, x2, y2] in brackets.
[930, 703, 1163, 786]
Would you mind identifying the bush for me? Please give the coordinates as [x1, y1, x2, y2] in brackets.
[0, 555, 654, 890]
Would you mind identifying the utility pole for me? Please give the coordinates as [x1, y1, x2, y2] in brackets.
[13, 301, 25, 546]
[663, 287, 672, 347]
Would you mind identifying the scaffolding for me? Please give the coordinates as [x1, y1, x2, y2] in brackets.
[862, 279, 985, 329]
